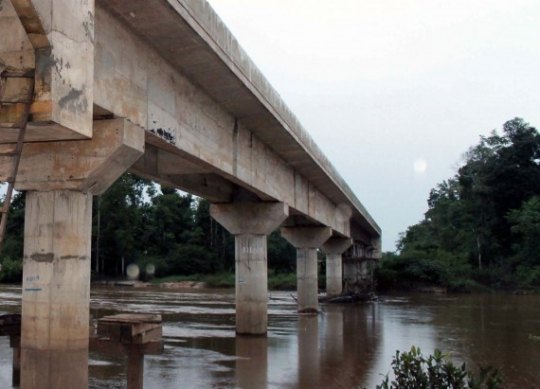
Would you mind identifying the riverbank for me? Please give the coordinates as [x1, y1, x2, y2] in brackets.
[91, 271, 298, 290]
[150, 271, 297, 290]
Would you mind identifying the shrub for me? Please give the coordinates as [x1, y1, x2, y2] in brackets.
[377, 346, 503, 389]
[268, 272, 296, 290]
[202, 272, 235, 288]
[0, 257, 22, 283]
[376, 254, 449, 291]
[515, 265, 540, 289]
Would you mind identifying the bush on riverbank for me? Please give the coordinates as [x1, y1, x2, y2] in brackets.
[377, 346, 503, 389]
[150, 272, 234, 288]
[268, 271, 296, 290]
[0, 257, 22, 283]
[376, 252, 490, 293]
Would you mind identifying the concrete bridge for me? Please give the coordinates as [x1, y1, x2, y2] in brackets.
[0, 0, 380, 387]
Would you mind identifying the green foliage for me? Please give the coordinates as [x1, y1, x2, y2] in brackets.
[529, 334, 540, 342]
[377, 250, 471, 291]
[0, 191, 25, 282]
[0, 256, 22, 282]
[1, 173, 297, 283]
[91, 179, 295, 279]
[268, 231, 296, 272]
[268, 271, 296, 290]
[507, 196, 540, 287]
[377, 346, 503, 389]
[387, 118, 540, 290]
[202, 272, 235, 288]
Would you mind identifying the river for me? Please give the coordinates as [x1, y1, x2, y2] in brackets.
[0, 285, 539, 388]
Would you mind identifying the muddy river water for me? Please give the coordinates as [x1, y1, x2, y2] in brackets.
[0, 285, 539, 388]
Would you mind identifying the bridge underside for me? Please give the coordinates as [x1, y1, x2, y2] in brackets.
[0, 0, 381, 387]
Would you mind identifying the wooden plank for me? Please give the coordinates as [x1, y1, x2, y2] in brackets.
[97, 313, 162, 343]
[98, 313, 162, 324]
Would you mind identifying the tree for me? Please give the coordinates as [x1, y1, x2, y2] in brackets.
[507, 196, 540, 287]
[388, 118, 540, 290]
[93, 173, 151, 276]
[0, 191, 25, 282]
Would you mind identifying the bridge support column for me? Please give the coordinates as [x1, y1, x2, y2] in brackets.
[281, 227, 332, 313]
[322, 238, 352, 297]
[21, 190, 92, 388]
[6, 119, 145, 388]
[210, 202, 288, 335]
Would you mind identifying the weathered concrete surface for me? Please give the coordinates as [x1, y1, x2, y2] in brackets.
[343, 242, 380, 294]
[0, 118, 144, 193]
[322, 238, 353, 297]
[10, 116, 143, 388]
[296, 248, 320, 313]
[21, 190, 92, 389]
[281, 227, 333, 250]
[1, 0, 380, 244]
[210, 202, 289, 236]
[91, 0, 378, 241]
[281, 227, 332, 313]
[210, 202, 288, 335]
[0, 0, 94, 141]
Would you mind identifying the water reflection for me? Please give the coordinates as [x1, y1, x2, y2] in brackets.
[235, 337, 267, 388]
[297, 315, 320, 387]
[1, 286, 539, 388]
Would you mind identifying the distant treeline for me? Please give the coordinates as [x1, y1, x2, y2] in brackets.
[0, 174, 297, 282]
[378, 118, 540, 291]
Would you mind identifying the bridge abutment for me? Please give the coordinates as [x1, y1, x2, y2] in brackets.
[322, 238, 352, 297]
[281, 227, 332, 313]
[210, 202, 288, 335]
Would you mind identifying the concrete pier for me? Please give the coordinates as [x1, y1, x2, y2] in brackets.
[281, 227, 332, 313]
[210, 202, 288, 335]
[10, 119, 145, 389]
[21, 190, 92, 388]
[322, 238, 353, 297]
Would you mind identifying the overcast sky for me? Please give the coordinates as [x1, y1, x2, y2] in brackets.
[206, 0, 540, 251]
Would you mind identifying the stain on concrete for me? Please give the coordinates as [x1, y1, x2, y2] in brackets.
[0, 0, 4, 12]
[82, 11, 95, 44]
[36, 47, 54, 74]
[233, 118, 239, 176]
[31, 253, 54, 262]
[58, 87, 88, 114]
[150, 128, 175, 145]
[60, 255, 87, 260]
